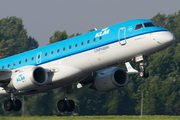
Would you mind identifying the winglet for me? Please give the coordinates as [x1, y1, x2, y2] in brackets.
[125, 62, 139, 74]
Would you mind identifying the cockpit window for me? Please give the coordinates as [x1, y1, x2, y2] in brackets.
[135, 24, 143, 30]
[144, 22, 159, 28]
[153, 23, 159, 26]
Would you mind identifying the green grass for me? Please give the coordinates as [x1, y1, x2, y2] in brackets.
[0, 115, 180, 120]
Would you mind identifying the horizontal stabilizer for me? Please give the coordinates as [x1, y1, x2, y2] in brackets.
[125, 62, 139, 74]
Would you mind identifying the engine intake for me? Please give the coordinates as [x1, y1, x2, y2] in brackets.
[10, 66, 48, 91]
[30, 67, 47, 86]
[92, 67, 128, 92]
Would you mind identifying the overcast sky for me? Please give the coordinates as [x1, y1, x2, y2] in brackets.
[0, 0, 180, 47]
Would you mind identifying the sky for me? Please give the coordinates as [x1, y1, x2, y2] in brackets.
[0, 0, 180, 47]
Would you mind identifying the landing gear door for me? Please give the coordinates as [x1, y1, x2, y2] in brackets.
[118, 27, 126, 45]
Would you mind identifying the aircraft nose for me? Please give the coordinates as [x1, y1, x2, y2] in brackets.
[163, 31, 175, 45]
[155, 31, 175, 46]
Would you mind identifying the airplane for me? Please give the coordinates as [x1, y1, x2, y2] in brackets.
[0, 19, 175, 112]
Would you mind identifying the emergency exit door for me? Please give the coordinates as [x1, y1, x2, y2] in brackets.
[118, 27, 126, 45]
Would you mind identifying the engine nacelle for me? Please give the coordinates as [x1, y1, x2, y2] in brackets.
[10, 66, 48, 91]
[92, 67, 128, 92]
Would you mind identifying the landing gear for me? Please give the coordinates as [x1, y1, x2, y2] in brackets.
[13, 99, 22, 111]
[57, 100, 67, 112]
[57, 86, 75, 112]
[4, 99, 13, 111]
[139, 61, 149, 78]
[67, 100, 75, 112]
[4, 93, 22, 111]
[139, 71, 149, 78]
[57, 99, 75, 112]
[135, 55, 150, 78]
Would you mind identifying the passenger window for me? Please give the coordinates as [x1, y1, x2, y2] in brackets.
[25, 59, 27, 62]
[19, 61, 21, 64]
[135, 24, 143, 30]
[13, 62, 16, 66]
[75, 44, 77, 48]
[69, 45, 71, 49]
[45, 53, 47, 56]
[32, 57, 34, 61]
[51, 51, 53, 55]
[57, 49, 59, 53]
[2, 66, 4, 69]
[81, 42, 83, 46]
[93, 38, 96, 42]
[99, 36, 102, 40]
[144, 22, 157, 28]
[63, 47, 65, 51]
[87, 40, 90, 44]
[7, 64, 10, 68]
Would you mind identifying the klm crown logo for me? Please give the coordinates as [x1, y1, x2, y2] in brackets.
[17, 74, 25, 82]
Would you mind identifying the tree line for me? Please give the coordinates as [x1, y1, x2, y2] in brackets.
[0, 11, 180, 116]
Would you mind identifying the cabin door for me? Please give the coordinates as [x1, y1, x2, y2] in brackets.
[118, 27, 126, 45]
[36, 52, 42, 64]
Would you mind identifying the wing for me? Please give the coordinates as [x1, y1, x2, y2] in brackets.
[0, 69, 12, 87]
[77, 63, 139, 90]
[0, 69, 11, 76]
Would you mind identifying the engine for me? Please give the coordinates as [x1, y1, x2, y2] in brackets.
[91, 67, 128, 92]
[9, 66, 48, 91]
